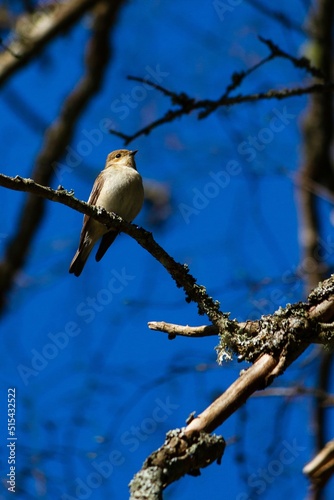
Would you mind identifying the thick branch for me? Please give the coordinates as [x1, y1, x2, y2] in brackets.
[129, 430, 225, 500]
[149, 318, 334, 346]
[185, 293, 334, 435]
[0, 0, 101, 86]
[185, 354, 279, 434]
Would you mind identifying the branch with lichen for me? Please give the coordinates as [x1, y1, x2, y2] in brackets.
[1, 173, 334, 364]
[1, 173, 334, 499]
[0, 173, 224, 325]
[129, 429, 225, 500]
[149, 277, 334, 366]
[131, 277, 334, 497]
[110, 81, 334, 145]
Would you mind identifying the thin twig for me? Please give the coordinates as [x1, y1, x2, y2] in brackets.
[2, 174, 334, 357]
[258, 36, 324, 79]
[131, 282, 334, 496]
[110, 82, 334, 144]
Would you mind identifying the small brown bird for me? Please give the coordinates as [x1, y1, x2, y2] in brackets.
[69, 149, 144, 277]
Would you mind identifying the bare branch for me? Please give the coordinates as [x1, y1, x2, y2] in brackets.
[0, 0, 102, 87]
[108, 40, 331, 145]
[110, 82, 334, 145]
[245, 0, 307, 35]
[147, 321, 219, 338]
[187, 354, 278, 433]
[184, 280, 334, 441]
[2, 172, 334, 500]
[0, 173, 225, 324]
[129, 354, 299, 497]
[296, 3, 334, 497]
[148, 317, 334, 347]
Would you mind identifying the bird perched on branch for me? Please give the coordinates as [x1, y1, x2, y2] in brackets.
[69, 149, 144, 277]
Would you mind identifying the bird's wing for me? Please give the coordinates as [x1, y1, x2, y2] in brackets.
[84, 172, 103, 221]
[78, 172, 104, 245]
[87, 173, 103, 206]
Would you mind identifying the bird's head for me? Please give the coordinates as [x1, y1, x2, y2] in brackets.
[106, 149, 138, 170]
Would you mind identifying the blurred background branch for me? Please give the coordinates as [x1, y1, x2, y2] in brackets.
[297, 1, 334, 498]
[0, 0, 101, 86]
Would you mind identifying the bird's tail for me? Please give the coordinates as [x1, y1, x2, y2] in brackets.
[69, 243, 93, 277]
[95, 230, 119, 262]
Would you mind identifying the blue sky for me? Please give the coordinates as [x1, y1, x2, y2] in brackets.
[0, 1, 333, 499]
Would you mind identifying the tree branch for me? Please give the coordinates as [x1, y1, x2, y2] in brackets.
[147, 321, 219, 338]
[2, 172, 334, 359]
[245, 0, 307, 35]
[129, 430, 225, 500]
[0, 0, 102, 87]
[131, 276, 334, 497]
[2, 172, 334, 499]
[110, 82, 334, 145]
[0, 173, 225, 324]
[258, 36, 324, 79]
[109, 40, 332, 145]
[296, 2, 334, 498]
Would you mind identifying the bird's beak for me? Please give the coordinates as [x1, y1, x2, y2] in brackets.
[130, 150, 138, 156]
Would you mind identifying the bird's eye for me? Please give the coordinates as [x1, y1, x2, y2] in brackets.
[116, 153, 121, 158]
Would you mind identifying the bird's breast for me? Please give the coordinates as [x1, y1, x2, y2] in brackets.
[97, 168, 144, 221]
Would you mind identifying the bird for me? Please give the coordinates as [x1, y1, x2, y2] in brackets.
[69, 149, 144, 277]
